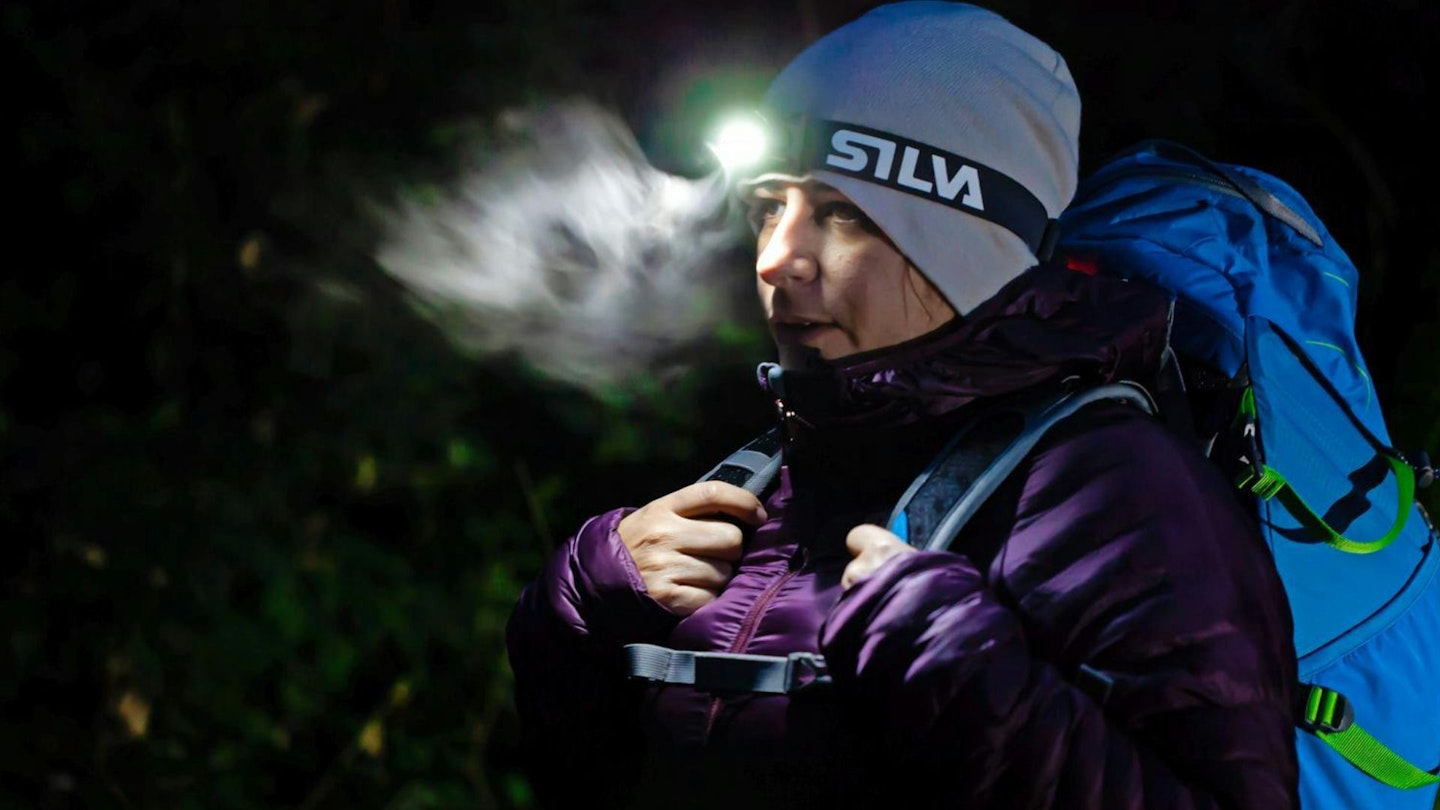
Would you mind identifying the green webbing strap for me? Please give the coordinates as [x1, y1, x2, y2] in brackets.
[1301, 684, 1440, 789]
[1237, 457, 1414, 554]
[1235, 388, 1416, 555]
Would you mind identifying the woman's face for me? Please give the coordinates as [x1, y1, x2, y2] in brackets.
[747, 180, 955, 368]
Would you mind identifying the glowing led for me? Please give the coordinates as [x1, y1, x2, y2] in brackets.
[708, 116, 770, 172]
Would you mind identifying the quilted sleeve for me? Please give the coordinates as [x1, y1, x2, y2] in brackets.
[505, 507, 679, 808]
[819, 403, 1299, 809]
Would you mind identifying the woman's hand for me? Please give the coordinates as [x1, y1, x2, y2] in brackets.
[617, 482, 768, 617]
[842, 524, 916, 590]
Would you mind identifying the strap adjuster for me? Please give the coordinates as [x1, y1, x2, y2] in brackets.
[783, 652, 831, 692]
[624, 643, 832, 694]
[1300, 684, 1355, 734]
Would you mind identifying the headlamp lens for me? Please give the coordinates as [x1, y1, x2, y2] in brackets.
[708, 116, 771, 173]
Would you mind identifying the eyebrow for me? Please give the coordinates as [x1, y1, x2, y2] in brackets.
[743, 178, 841, 196]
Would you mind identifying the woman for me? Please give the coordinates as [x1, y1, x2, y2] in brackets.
[506, 4, 1299, 808]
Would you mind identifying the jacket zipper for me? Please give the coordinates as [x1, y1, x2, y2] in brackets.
[702, 566, 801, 742]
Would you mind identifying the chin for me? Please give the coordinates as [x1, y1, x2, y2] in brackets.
[779, 342, 857, 369]
[775, 346, 822, 369]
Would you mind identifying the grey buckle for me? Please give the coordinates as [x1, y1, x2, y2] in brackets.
[624, 644, 831, 694]
[783, 652, 831, 692]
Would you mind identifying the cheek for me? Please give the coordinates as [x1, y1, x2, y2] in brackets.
[819, 258, 870, 320]
[837, 250, 909, 317]
[823, 249, 898, 343]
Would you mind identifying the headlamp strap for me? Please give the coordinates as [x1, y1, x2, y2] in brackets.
[768, 117, 1054, 255]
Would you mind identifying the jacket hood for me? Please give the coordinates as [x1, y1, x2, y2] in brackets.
[759, 263, 1174, 431]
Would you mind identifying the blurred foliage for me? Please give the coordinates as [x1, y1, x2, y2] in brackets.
[1, 0, 1436, 809]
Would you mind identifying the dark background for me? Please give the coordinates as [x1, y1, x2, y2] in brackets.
[3, 0, 1437, 808]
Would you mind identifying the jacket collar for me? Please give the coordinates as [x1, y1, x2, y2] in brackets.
[759, 263, 1174, 434]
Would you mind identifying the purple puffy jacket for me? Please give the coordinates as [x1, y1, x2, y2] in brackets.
[506, 265, 1299, 809]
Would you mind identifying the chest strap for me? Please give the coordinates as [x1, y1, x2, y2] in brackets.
[624, 643, 831, 694]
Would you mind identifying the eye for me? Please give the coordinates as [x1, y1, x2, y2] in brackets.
[746, 198, 785, 232]
[815, 201, 871, 228]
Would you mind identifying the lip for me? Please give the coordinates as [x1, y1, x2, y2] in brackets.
[770, 320, 837, 345]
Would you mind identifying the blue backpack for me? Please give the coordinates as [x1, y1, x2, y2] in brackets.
[1058, 140, 1440, 810]
[641, 140, 1437, 808]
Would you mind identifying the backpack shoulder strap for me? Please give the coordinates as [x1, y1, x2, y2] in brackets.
[889, 382, 1157, 552]
[698, 426, 785, 497]
[1105, 139, 1324, 246]
[624, 383, 1156, 696]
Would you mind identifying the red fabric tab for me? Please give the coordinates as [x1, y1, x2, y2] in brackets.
[1066, 255, 1099, 276]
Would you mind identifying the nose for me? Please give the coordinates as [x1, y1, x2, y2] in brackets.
[755, 192, 819, 287]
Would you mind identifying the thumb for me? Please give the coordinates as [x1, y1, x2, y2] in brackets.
[842, 524, 914, 591]
[846, 523, 902, 558]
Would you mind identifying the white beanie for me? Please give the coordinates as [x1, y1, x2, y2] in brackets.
[756, 1, 1081, 316]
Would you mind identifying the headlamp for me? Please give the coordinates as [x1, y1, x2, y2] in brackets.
[706, 112, 810, 181]
[707, 115, 772, 174]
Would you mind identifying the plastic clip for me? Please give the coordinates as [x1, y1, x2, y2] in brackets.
[1412, 450, 1435, 490]
[784, 652, 832, 692]
[1242, 418, 1266, 483]
[1299, 685, 1355, 734]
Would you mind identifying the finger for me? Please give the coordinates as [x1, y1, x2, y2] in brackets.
[841, 557, 871, 592]
[666, 481, 768, 525]
[842, 526, 915, 591]
[846, 523, 903, 557]
[841, 550, 894, 591]
[669, 555, 735, 589]
[670, 518, 746, 560]
[658, 583, 720, 617]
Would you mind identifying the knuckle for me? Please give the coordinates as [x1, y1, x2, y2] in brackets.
[700, 480, 725, 504]
[650, 581, 680, 604]
[717, 541, 743, 561]
[672, 590, 709, 617]
[639, 523, 677, 549]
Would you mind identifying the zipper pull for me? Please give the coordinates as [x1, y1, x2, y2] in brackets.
[788, 543, 808, 571]
[775, 397, 808, 447]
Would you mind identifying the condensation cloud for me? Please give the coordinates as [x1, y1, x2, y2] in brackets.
[373, 100, 752, 395]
